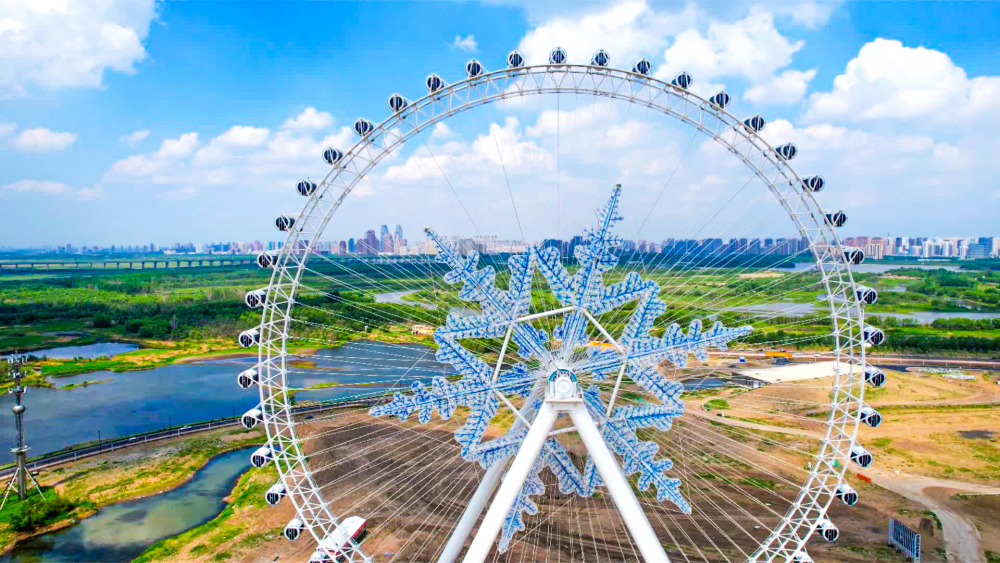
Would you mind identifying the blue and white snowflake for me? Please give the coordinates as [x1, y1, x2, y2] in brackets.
[370, 185, 752, 551]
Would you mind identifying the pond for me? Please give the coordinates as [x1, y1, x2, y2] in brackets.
[374, 290, 437, 310]
[374, 290, 479, 317]
[1, 341, 450, 456]
[28, 342, 140, 360]
[0, 447, 254, 562]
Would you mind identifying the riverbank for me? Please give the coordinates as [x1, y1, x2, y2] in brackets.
[0, 427, 266, 555]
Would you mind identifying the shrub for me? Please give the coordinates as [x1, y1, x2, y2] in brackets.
[9, 494, 78, 532]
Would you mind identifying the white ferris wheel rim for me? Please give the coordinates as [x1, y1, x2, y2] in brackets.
[254, 60, 870, 563]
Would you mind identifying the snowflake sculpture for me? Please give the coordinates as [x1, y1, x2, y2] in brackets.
[370, 185, 753, 551]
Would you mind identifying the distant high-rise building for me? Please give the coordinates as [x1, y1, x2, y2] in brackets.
[968, 243, 989, 260]
[379, 225, 389, 252]
[348, 238, 356, 253]
[363, 230, 379, 254]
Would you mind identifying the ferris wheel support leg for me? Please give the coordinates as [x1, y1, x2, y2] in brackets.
[462, 402, 558, 563]
[438, 462, 504, 563]
[568, 404, 670, 563]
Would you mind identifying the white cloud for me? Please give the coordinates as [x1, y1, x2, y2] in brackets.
[805, 39, 1000, 122]
[743, 68, 816, 105]
[656, 11, 803, 83]
[452, 34, 478, 51]
[119, 129, 150, 147]
[517, 1, 698, 67]
[281, 107, 333, 131]
[430, 122, 455, 141]
[194, 126, 270, 164]
[0, 122, 15, 136]
[14, 127, 77, 151]
[3, 179, 68, 193]
[105, 154, 165, 178]
[0, 0, 157, 97]
[154, 132, 199, 159]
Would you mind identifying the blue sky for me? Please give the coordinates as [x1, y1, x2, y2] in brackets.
[1, 1, 998, 247]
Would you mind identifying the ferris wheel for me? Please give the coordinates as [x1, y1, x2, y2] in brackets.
[237, 46, 887, 563]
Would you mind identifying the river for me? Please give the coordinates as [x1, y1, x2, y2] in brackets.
[1, 341, 452, 457]
[0, 447, 254, 562]
[27, 342, 140, 360]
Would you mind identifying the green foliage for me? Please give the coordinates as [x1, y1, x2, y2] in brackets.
[703, 399, 730, 411]
[9, 494, 81, 532]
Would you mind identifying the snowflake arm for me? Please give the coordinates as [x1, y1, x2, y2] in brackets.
[582, 386, 690, 511]
[628, 365, 685, 405]
[499, 457, 545, 552]
[541, 438, 586, 496]
[630, 319, 753, 367]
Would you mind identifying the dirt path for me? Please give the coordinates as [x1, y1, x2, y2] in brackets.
[863, 468, 1000, 562]
[687, 409, 1000, 561]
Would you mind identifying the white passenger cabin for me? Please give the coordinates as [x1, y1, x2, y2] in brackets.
[308, 516, 367, 562]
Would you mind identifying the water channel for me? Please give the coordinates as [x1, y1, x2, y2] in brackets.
[0, 447, 254, 562]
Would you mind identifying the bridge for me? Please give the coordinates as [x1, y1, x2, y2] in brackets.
[0, 254, 441, 274]
[0, 397, 386, 477]
[0, 257, 257, 273]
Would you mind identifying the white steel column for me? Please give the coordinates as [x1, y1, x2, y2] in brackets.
[568, 405, 670, 563]
[462, 402, 558, 563]
[438, 462, 503, 563]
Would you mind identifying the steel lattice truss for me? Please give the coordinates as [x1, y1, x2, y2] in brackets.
[370, 187, 753, 550]
[251, 61, 874, 563]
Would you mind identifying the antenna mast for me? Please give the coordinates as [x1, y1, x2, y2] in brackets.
[1, 354, 45, 509]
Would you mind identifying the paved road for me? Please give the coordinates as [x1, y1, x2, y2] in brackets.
[688, 406, 1000, 561]
[0, 398, 384, 478]
[711, 351, 1000, 370]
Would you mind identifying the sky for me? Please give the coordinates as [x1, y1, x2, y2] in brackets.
[1, 0, 999, 247]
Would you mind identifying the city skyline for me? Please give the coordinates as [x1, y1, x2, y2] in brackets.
[9, 232, 1000, 262]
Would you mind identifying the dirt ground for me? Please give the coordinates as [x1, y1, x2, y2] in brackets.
[211, 409, 950, 563]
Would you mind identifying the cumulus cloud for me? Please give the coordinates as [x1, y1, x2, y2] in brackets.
[518, 1, 698, 67]
[154, 132, 200, 159]
[517, 3, 809, 105]
[743, 68, 816, 105]
[119, 129, 150, 147]
[656, 11, 803, 83]
[451, 34, 478, 51]
[0, 0, 157, 97]
[14, 127, 77, 151]
[805, 39, 1000, 122]
[281, 107, 333, 131]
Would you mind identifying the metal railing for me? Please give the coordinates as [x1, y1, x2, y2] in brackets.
[888, 517, 921, 562]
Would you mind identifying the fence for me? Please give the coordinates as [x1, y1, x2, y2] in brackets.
[888, 517, 921, 562]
